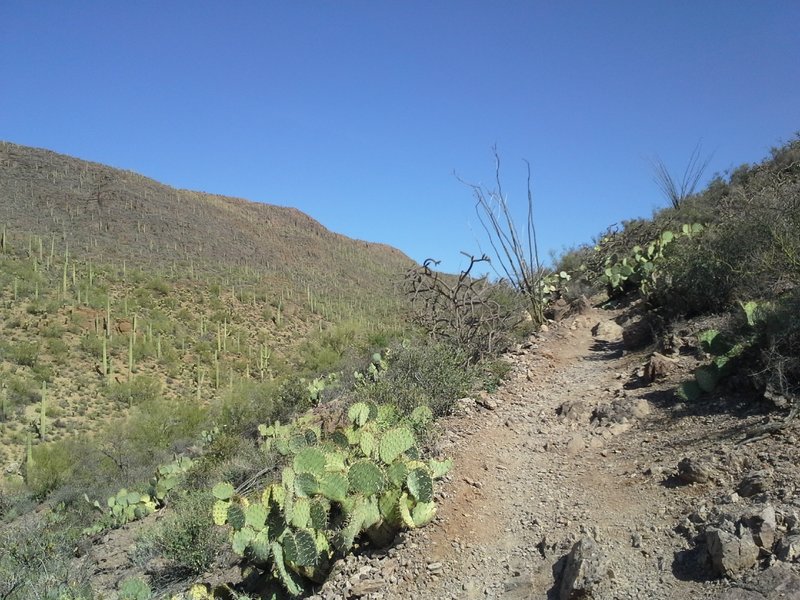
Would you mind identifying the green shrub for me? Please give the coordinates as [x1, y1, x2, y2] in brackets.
[482, 358, 513, 392]
[363, 341, 472, 416]
[39, 321, 65, 338]
[9, 341, 38, 367]
[123, 398, 207, 461]
[106, 376, 162, 406]
[79, 333, 104, 359]
[27, 439, 80, 498]
[0, 514, 90, 599]
[47, 338, 70, 363]
[139, 491, 225, 576]
[216, 379, 281, 436]
[5, 375, 38, 407]
[30, 363, 54, 383]
[146, 277, 172, 296]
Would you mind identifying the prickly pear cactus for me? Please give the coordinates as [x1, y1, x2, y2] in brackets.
[212, 482, 234, 500]
[406, 467, 433, 503]
[245, 503, 268, 531]
[348, 402, 372, 427]
[348, 460, 386, 496]
[205, 400, 452, 598]
[379, 426, 415, 464]
[293, 447, 327, 477]
[212, 500, 230, 526]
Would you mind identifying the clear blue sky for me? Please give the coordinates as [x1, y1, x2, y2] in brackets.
[2, 2, 798, 274]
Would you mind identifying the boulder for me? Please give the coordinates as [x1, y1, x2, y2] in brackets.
[737, 470, 772, 497]
[706, 527, 759, 577]
[622, 316, 653, 350]
[717, 563, 800, 599]
[644, 352, 678, 382]
[546, 298, 570, 322]
[743, 504, 777, 551]
[678, 457, 715, 484]
[591, 321, 623, 342]
[776, 534, 800, 562]
[565, 434, 586, 456]
[557, 400, 589, 422]
[592, 397, 650, 425]
[559, 536, 607, 600]
[751, 563, 800, 599]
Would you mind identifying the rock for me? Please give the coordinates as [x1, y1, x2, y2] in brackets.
[588, 436, 604, 449]
[622, 316, 653, 350]
[349, 579, 384, 597]
[630, 399, 651, 419]
[591, 320, 623, 342]
[477, 396, 498, 410]
[775, 534, 800, 562]
[592, 397, 650, 425]
[546, 298, 570, 322]
[737, 470, 772, 497]
[706, 527, 759, 577]
[557, 400, 588, 422]
[565, 435, 585, 456]
[644, 352, 678, 382]
[678, 457, 715, 484]
[457, 397, 476, 409]
[604, 422, 631, 436]
[750, 562, 800, 598]
[426, 562, 443, 573]
[570, 296, 592, 315]
[744, 505, 777, 551]
[559, 537, 607, 600]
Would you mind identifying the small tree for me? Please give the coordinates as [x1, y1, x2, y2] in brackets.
[458, 148, 546, 325]
[404, 253, 523, 363]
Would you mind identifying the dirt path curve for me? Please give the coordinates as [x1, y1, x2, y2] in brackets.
[370, 307, 722, 599]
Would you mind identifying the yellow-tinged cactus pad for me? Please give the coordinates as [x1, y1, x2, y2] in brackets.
[212, 500, 229, 526]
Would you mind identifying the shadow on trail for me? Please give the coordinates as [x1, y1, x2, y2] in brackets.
[672, 545, 715, 583]
[585, 339, 624, 360]
[546, 555, 568, 600]
[640, 386, 776, 447]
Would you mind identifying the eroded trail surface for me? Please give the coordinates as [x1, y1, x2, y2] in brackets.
[313, 307, 800, 600]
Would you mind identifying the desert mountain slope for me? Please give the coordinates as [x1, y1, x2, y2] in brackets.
[0, 141, 413, 299]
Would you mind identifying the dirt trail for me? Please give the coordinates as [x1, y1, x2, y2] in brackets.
[380, 307, 702, 599]
[309, 304, 800, 600]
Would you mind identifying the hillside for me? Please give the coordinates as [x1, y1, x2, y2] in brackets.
[0, 142, 414, 478]
[0, 141, 413, 310]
